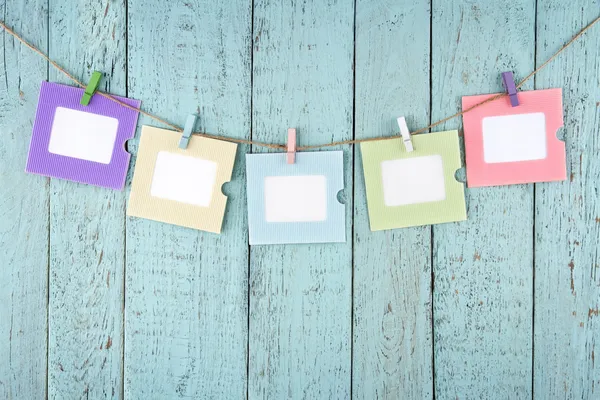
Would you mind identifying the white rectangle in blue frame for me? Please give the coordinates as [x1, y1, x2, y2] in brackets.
[245, 151, 346, 245]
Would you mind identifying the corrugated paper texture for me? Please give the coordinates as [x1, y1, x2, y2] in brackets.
[462, 88, 565, 187]
[360, 130, 466, 231]
[26, 81, 141, 189]
[127, 125, 237, 233]
[245, 151, 345, 245]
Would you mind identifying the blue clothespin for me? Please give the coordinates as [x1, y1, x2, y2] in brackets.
[179, 114, 198, 149]
[501, 71, 519, 107]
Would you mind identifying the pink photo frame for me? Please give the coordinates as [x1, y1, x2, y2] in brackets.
[462, 88, 566, 188]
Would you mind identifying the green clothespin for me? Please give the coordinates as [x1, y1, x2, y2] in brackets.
[80, 71, 103, 106]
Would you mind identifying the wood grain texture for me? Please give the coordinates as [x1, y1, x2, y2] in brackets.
[352, 1, 433, 398]
[431, 1, 535, 398]
[533, 2, 600, 398]
[47, 1, 127, 398]
[125, 1, 251, 398]
[249, 0, 354, 398]
[3, 2, 600, 399]
[0, 1, 48, 399]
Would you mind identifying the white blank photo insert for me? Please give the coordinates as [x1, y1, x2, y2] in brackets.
[264, 175, 327, 222]
[48, 107, 119, 164]
[482, 112, 547, 163]
[381, 155, 446, 206]
[151, 152, 217, 207]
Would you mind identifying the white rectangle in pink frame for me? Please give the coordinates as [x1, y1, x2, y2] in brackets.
[482, 112, 547, 163]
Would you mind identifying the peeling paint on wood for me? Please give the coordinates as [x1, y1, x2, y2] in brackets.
[0, 1, 48, 399]
[248, 1, 353, 398]
[125, 1, 250, 398]
[46, 1, 127, 398]
[1, 1, 599, 399]
[534, 2, 600, 398]
[352, 1, 433, 398]
[431, 1, 535, 398]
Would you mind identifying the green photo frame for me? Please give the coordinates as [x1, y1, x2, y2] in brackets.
[360, 130, 467, 231]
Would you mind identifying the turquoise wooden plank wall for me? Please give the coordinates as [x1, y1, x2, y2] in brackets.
[0, 0, 598, 399]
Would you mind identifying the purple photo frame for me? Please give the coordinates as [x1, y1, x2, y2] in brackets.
[26, 81, 141, 190]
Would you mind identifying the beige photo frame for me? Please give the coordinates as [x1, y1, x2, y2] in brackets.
[127, 125, 237, 233]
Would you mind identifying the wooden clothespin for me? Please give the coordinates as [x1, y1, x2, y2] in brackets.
[287, 128, 296, 164]
[80, 71, 102, 106]
[397, 117, 414, 152]
[179, 114, 198, 149]
[501, 71, 519, 107]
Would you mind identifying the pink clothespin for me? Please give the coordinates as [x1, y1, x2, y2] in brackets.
[287, 128, 296, 164]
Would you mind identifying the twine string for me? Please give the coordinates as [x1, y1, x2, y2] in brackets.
[1, 15, 599, 151]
